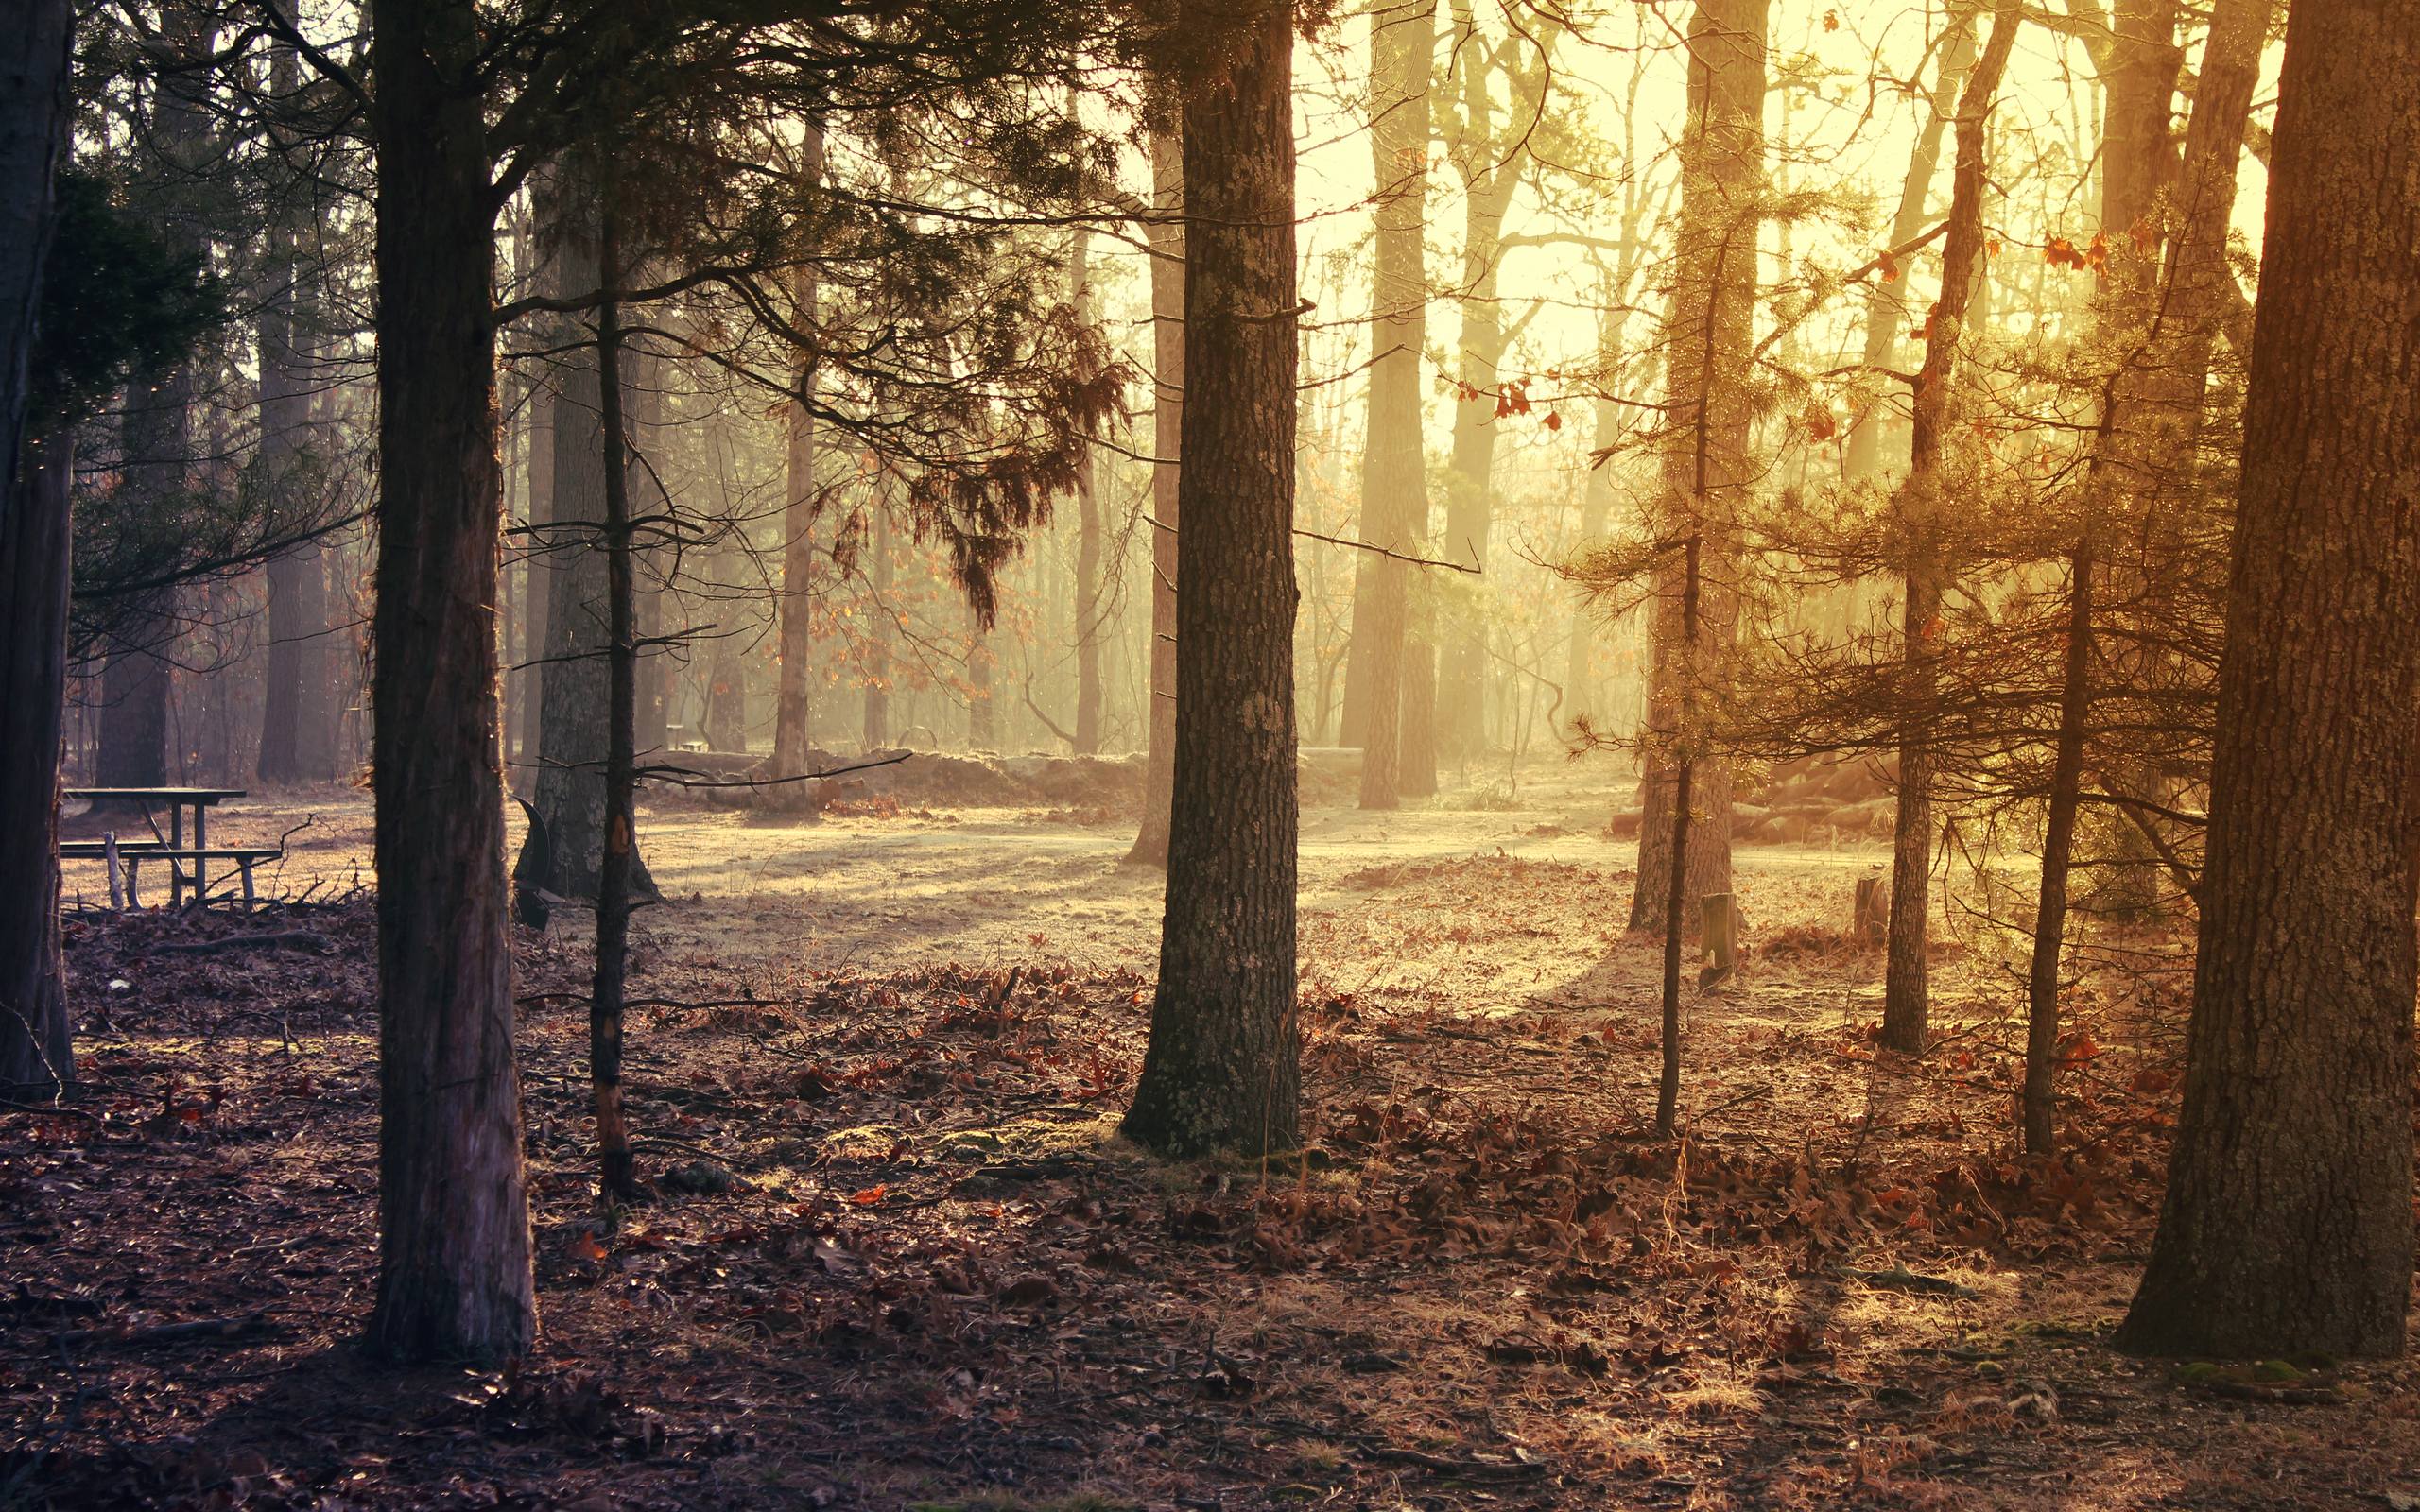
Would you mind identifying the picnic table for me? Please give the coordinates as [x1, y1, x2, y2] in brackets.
[60, 787, 279, 908]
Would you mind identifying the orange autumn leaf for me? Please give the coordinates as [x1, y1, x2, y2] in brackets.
[847, 1184, 888, 1207]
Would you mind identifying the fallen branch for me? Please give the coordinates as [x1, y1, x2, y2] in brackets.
[54, 1314, 278, 1349]
[154, 931, 330, 956]
[637, 750, 912, 790]
[1841, 1264, 1981, 1299]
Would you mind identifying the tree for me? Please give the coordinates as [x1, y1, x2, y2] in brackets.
[1628, 0, 1767, 937]
[0, 0, 71, 538]
[254, 36, 336, 786]
[2117, 0, 2420, 1362]
[770, 126, 827, 799]
[98, 4, 219, 800]
[1842, 11, 1975, 480]
[1429, 2, 1559, 773]
[1126, 126, 1184, 866]
[2018, 0, 2272, 1153]
[361, 0, 536, 1363]
[1122, 0, 1301, 1158]
[1875, 5, 2017, 1052]
[1351, 0, 1433, 811]
[530, 155, 659, 896]
[0, 0, 74, 1095]
[1069, 228, 1103, 755]
[6, 167, 217, 1091]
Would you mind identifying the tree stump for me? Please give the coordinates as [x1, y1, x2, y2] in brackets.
[1698, 892, 1739, 990]
[1853, 872, 1888, 945]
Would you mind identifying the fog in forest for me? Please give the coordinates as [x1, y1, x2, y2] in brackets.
[5, 1, 2419, 1507]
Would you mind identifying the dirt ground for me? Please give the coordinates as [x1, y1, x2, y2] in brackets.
[9, 763, 2419, 1510]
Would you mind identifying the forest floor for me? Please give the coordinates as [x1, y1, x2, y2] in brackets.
[9, 762, 2420, 1510]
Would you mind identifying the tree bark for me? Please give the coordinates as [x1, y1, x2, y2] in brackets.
[0, 0, 70, 542]
[1126, 128, 1184, 867]
[1877, 6, 2017, 1053]
[1122, 0, 1301, 1159]
[362, 0, 535, 1365]
[2117, 0, 2420, 1363]
[0, 431, 74, 1093]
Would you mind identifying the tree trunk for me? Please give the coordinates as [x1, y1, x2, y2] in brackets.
[1070, 230, 1103, 756]
[1877, 6, 2017, 1053]
[1122, 0, 1301, 1159]
[1127, 128, 1184, 866]
[1352, 0, 1432, 810]
[2022, 546, 2092, 1153]
[1654, 533, 1701, 1137]
[103, 353, 188, 796]
[1843, 13, 1975, 480]
[517, 336, 553, 766]
[531, 158, 656, 893]
[861, 499, 890, 749]
[770, 125, 826, 799]
[0, 0, 71, 542]
[966, 604, 994, 748]
[256, 41, 333, 785]
[2117, 0, 2420, 1362]
[0, 431, 74, 1093]
[1629, 0, 1767, 935]
[589, 193, 638, 1202]
[363, 0, 535, 1364]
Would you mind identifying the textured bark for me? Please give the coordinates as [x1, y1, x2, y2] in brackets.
[1876, 8, 2016, 1053]
[770, 126, 826, 795]
[0, 0, 71, 538]
[1127, 129, 1184, 866]
[1843, 13, 1974, 480]
[363, 0, 535, 1365]
[1629, 0, 1766, 935]
[0, 433, 74, 1093]
[2118, 0, 2420, 1362]
[1122, 0, 1300, 1159]
[1352, 0, 1432, 810]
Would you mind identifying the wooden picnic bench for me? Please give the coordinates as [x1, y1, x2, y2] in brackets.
[59, 788, 281, 909]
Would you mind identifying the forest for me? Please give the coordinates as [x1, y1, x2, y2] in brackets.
[2, 0, 2417, 1506]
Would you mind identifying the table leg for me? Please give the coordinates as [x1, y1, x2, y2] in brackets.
[169, 803, 184, 908]
[195, 804, 209, 908]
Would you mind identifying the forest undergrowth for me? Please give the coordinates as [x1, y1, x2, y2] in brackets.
[7, 805, 2419, 1511]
